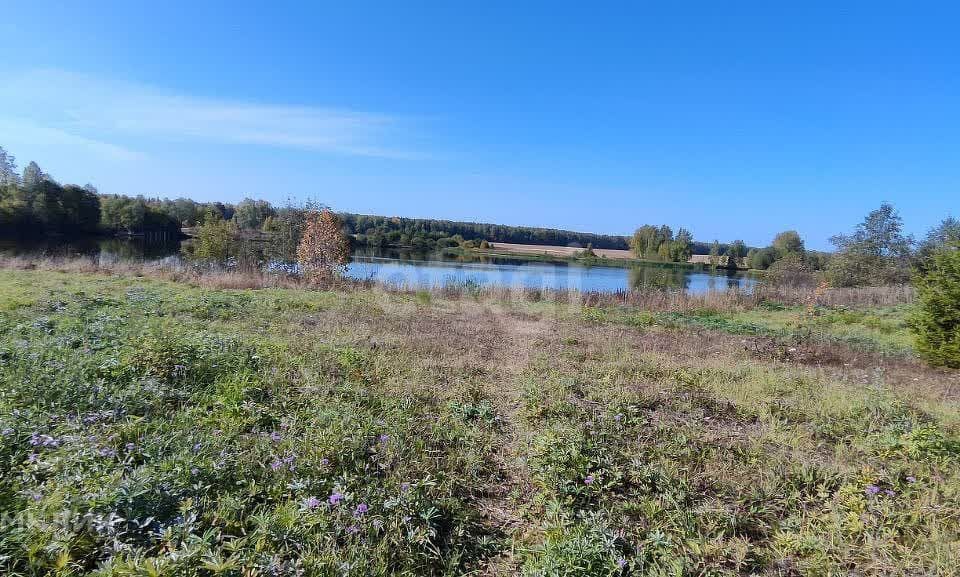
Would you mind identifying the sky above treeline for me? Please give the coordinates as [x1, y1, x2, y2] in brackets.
[1, 1, 958, 250]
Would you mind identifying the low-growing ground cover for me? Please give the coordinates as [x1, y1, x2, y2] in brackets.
[0, 269, 957, 575]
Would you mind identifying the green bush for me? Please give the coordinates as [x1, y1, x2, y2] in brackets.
[764, 253, 815, 287]
[910, 245, 960, 367]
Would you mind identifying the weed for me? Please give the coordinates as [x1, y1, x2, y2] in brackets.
[0, 269, 955, 575]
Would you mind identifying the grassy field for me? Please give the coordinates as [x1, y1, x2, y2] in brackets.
[0, 268, 958, 575]
[487, 243, 637, 261]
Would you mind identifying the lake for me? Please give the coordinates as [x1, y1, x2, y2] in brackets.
[0, 238, 758, 294]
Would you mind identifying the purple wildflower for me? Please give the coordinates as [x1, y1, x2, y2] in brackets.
[328, 491, 344, 506]
[304, 496, 322, 509]
[320, 458, 330, 466]
[584, 475, 595, 485]
[192, 442, 202, 452]
[270, 459, 282, 471]
[884, 489, 896, 497]
[30, 433, 59, 447]
[617, 558, 627, 569]
[400, 482, 411, 493]
[614, 414, 622, 423]
[354, 503, 369, 517]
[1, 428, 13, 436]
[269, 431, 282, 442]
[98, 447, 116, 458]
[27, 452, 38, 463]
[865, 485, 880, 496]
[346, 524, 360, 534]
[378, 434, 390, 444]
[906, 476, 916, 483]
[125, 442, 136, 452]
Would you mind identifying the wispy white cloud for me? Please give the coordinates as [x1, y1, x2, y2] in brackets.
[0, 118, 142, 162]
[1, 69, 424, 159]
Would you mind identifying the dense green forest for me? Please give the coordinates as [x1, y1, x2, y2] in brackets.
[0, 179, 101, 237]
[0, 146, 239, 237]
[0, 179, 236, 238]
[0, 149, 233, 237]
[340, 213, 632, 250]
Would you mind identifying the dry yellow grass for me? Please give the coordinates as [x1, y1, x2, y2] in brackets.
[487, 242, 636, 259]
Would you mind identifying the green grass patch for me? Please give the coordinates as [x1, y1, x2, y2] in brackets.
[0, 269, 956, 575]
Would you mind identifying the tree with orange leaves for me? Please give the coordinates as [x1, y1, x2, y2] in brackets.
[297, 209, 349, 282]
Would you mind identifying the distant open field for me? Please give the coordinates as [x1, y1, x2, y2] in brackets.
[488, 242, 636, 260]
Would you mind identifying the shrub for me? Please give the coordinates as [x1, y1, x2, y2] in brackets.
[910, 244, 960, 367]
[192, 218, 237, 264]
[577, 244, 597, 259]
[297, 209, 349, 282]
[747, 247, 778, 270]
[765, 253, 816, 287]
[724, 251, 740, 271]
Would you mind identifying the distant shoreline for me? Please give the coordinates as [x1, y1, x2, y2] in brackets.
[354, 240, 750, 271]
[472, 242, 739, 271]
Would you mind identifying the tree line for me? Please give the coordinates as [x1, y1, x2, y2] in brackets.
[339, 213, 632, 251]
[1, 145, 646, 249]
[1, 148, 234, 238]
[2, 144, 675, 252]
[3, 145, 957, 290]
[628, 225, 696, 262]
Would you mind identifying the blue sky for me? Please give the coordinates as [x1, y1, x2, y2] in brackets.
[1, 1, 958, 249]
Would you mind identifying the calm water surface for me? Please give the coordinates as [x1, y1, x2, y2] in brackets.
[348, 247, 756, 293]
[1, 238, 757, 294]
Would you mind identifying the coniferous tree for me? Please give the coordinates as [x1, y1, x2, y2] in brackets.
[910, 243, 960, 367]
[0, 146, 19, 186]
[22, 161, 45, 189]
[672, 228, 693, 262]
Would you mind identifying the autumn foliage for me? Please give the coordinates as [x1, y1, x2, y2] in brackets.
[296, 209, 349, 281]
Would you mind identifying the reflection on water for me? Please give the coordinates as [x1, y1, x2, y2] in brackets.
[347, 251, 755, 293]
[0, 238, 757, 294]
[0, 237, 183, 262]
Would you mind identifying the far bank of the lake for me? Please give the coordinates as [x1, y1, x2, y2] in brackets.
[1, 237, 759, 294]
